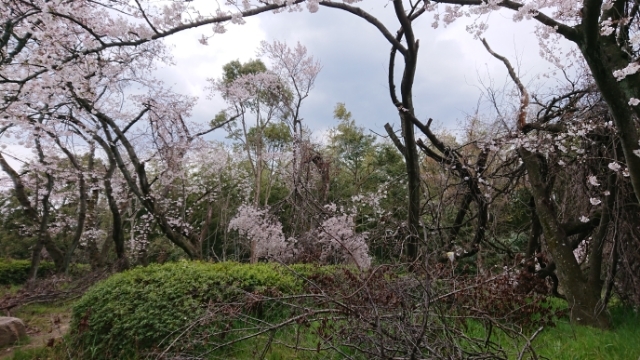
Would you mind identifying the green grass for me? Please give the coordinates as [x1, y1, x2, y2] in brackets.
[159, 305, 640, 360]
[462, 303, 640, 360]
[534, 306, 640, 360]
[4, 346, 67, 360]
[11, 301, 73, 334]
[191, 323, 356, 360]
[0, 284, 22, 298]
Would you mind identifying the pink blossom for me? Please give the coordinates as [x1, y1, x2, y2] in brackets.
[316, 211, 371, 269]
[608, 162, 622, 172]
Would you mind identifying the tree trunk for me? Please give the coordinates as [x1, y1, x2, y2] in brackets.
[401, 113, 422, 260]
[579, 43, 640, 206]
[520, 149, 610, 328]
[28, 241, 44, 281]
[104, 172, 127, 262]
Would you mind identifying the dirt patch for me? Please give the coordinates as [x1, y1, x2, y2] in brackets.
[0, 312, 71, 359]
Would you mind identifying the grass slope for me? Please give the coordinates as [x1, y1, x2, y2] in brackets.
[534, 306, 640, 360]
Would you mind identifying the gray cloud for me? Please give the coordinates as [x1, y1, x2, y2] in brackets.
[153, 5, 576, 142]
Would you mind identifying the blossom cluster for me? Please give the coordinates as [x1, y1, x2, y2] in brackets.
[316, 208, 371, 269]
[228, 205, 296, 261]
[228, 203, 372, 268]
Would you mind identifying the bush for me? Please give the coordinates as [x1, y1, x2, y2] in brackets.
[0, 259, 55, 285]
[69, 261, 326, 359]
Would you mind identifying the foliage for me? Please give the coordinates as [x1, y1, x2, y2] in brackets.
[221, 59, 269, 85]
[327, 103, 378, 200]
[6, 346, 68, 360]
[0, 195, 36, 259]
[0, 259, 55, 285]
[69, 261, 329, 359]
[69, 262, 545, 359]
[7, 282, 640, 359]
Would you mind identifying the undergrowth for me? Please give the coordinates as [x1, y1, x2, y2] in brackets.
[4, 262, 639, 360]
[0, 260, 55, 285]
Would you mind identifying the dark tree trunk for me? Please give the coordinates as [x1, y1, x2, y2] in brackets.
[521, 149, 610, 328]
[28, 241, 44, 281]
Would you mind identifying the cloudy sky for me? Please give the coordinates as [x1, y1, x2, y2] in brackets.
[155, 1, 573, 143]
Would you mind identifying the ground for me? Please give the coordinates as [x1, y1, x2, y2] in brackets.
[0, 302, 71, 360]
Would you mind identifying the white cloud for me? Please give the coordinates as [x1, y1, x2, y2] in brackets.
[153, 17, 268, 141]
[0, 144, 34, 187]
[151, 4, 577, 143]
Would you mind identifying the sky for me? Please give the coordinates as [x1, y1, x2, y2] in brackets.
[155, 1, 574, 143]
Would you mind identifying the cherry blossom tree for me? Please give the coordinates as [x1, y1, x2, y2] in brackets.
[227, 202, 372, 268]
[478, 39, 621, 328]
[1, 0, 329, 267]
[210, 42, 321, 253]
[416, 0, 640, 205]
[305, 0, 640, 328]
[0, 0, 308, 114]
[210, 41, 320, 207]
[257, 41, 321, 208]
[0, 129, 65, 273]
[228, 204, 295, 263]
[315, 204, 372, 269]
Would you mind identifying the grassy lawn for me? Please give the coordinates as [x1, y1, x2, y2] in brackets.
[146, 307, 640, 360]
[463, 303, 640, 360]
[533, 306, 640, 360]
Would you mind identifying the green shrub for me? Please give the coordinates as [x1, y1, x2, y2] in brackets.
[0, 259, 55, 285]
[70, 261, 327, 359]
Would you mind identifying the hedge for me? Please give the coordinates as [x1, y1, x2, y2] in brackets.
[70, 261, 330, 359]
[0, 259, 55, 285]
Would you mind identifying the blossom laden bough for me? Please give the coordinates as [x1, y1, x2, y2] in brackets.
[316, 209, 371, 270]
[228, 205, 295, 263]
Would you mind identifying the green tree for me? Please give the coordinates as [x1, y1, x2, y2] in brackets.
[328, 103, 378, 199]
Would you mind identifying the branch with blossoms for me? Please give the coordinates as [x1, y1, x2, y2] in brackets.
[315, 205, 372, 270]
[405, 0, 640, 205]
[480, 38, 624, 327]
[50, 79, 218, 259]
[0, 135, 68, 273]
[1, 0, 310, 110]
